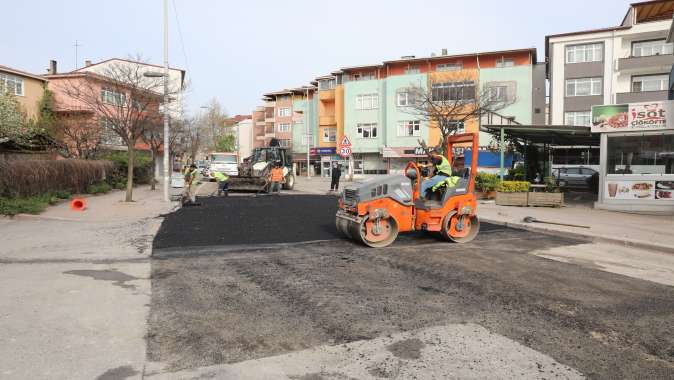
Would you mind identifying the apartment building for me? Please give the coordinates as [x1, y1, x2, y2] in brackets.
[251, 47, 542, 176]
[547, 0, 674, 126]
[0, 64, 48, 121]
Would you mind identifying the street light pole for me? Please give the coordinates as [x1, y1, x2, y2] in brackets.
[305, 88, 311, 178]
[162, 0, 170, 202]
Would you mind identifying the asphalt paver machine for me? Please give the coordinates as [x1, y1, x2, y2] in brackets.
[336, 133, 480, 247]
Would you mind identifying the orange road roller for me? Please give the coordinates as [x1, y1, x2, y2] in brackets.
[336, 133, 480, 247]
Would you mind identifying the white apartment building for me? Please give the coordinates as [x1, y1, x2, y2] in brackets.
[547, 0, 674, 126]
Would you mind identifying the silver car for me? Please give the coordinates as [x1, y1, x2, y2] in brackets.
[554, 167, 597, 188]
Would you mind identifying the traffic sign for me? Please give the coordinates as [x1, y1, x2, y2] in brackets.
[339, 146, 352, 158]
[339, 135, 352, 147]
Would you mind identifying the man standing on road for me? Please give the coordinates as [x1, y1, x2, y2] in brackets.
[184, 164, 200, 205]
[269, 163, 284, 196]
[330, 163, 342, 192]
[213, 171, 229, 197]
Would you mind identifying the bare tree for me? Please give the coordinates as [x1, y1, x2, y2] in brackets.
[56, 61, 164, 201]
[141, 116, 188, 190]
[198, 98, 229, 150]
[181, 117, 201, 163]
[404, 78, 514, 153]
[51, 114, 102, 159]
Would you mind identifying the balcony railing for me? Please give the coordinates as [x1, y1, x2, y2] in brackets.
[319, 89, 335, 101]
[616, 90, 668, 103]
[618, 54, 674, 71]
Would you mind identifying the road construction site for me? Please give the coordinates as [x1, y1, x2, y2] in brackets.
[149, 193, 674, 379]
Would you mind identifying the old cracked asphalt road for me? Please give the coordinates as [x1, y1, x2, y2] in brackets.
[148, 195, 674, 379]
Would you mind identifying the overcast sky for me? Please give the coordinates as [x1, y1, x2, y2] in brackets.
[2, 0, 633, 116]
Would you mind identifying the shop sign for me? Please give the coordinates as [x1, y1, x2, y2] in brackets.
[592, 101, 674, 133]
[605, 179, 674, 201]
[310, 147, 336, 155]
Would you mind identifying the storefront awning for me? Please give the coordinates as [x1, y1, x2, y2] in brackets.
[481, 124, 600, 146]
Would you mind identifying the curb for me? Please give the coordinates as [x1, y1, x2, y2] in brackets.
[482, 217, 674, 255]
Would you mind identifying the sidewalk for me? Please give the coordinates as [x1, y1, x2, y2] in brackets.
[0, 186, 169, 380]
[479, 201, 674, 254]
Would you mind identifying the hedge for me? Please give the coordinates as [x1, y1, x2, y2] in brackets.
[496, 181, 530, 193]
[475, 172, 500, 192]
[0, 159, 114, 197]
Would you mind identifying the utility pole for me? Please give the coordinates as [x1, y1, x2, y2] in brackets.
[162, 0, 170, 202]
[305, 88, 311, 178]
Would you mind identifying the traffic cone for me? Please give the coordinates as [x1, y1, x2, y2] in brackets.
[70, 198, 87, 211]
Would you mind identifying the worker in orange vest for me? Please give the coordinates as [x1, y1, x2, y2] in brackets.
[269, 163, 284, 196]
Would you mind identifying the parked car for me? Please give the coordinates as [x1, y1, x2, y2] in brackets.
[553, 167, 597, 189]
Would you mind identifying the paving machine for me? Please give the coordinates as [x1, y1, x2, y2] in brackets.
[336, 133, 480, 247]
[228, 143, 295, 192]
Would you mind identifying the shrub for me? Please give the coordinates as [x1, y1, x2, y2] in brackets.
[496, 181, 530, 193]
[99, 150, 153, 186]
[544, 176, 560, 193]
[53, 190, 72, 199]
[0, 194, 53, 215]
[0, 159, 113, 198]
[87, 182, 112, 195]
[508, 165, 526, 181]
[475, 172, 500, 192]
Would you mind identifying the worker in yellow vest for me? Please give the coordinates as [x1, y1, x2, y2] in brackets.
[213, 171, 229, 197]
[421, 151, 454, 197]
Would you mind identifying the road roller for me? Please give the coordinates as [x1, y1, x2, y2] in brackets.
[336, 133, 480, 248]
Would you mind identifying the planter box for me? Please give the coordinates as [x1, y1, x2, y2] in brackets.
[495, 192, 528, 206]
[476, 191, 496, 200]
[528, 192, 564, 208]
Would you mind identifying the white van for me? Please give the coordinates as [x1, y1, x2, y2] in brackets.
[208, 152, 238, 179]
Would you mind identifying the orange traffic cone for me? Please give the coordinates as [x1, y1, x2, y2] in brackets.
[70, 198, 87, 211]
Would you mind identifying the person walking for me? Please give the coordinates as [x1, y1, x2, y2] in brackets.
[330, 163, 342, 192]
[213, 171, 229, 197]
[420, 151, 453, 198]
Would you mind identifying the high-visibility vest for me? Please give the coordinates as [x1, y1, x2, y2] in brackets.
[213, 171, 228, 182]
[270, 168, 284, 182]
[436, 156, 452, 176]
[432, 176, 460, 191]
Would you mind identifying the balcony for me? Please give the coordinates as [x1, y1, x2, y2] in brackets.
[618, 54, 674, 72]
[319, 89, 335, 101]
[319, 115, 336, 126]
[616, 90, 668, 103]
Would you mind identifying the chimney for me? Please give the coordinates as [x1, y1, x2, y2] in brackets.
[441, 48, 448, 56]
[85, 60, 92, 67]
[47, 60, 57, 75]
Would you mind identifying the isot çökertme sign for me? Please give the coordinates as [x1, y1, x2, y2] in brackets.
[591, 101, 674, 133]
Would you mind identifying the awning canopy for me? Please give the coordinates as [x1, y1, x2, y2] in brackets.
[481, 124, 600, 146]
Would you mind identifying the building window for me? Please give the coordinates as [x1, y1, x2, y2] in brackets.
[396, 90, 417, 107]
[564, 111, 591, 126]
[277, 123, 290, 132]
[350, 72, 375, 81]
[100, 118, 124, 146]
[632, 74, 668, 92]
[356, 123, 377, 138]
[565, 78, 602, 97]
[432, 81, 476, 102]
[101, 88, 126, 106]
[318, 79, 335, 90]
[278, 139, 291, 148]
[449, 121, 465, 134]
[0, 73, 24, 96]
[356, 94, 379, 110]
[496, 58, 514, 68]
[278, 107, 291, 117]
[397, 120, 421, 137]
[607, 133, 674, 175]
[437, 62, 462, 72]
[323, 127, 336, 142]
[487, 85, 508, 102]
[565, 43, 603, 63]
[632, 40, 673, 57]
[405, 66, 420, 75]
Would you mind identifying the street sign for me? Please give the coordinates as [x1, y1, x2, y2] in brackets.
[339, 146, 352, 158]
[339, 135, 352, 147]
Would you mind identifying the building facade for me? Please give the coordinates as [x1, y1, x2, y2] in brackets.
[0, 64, 48, 121]
[547, 0, 674, 126]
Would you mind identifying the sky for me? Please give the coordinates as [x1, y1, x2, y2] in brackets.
[2, 0, 635, 116]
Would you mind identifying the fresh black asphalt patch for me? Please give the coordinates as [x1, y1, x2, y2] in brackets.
[154, 195, 341, 249]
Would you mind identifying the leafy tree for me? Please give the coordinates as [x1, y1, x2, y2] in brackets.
[214, 134, 236, 152]
[0, 91, 29, 142]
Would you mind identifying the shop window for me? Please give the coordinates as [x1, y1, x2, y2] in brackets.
[607, 133, 674, 175]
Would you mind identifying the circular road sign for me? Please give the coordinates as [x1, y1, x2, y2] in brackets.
[339, 146, 352, 158]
